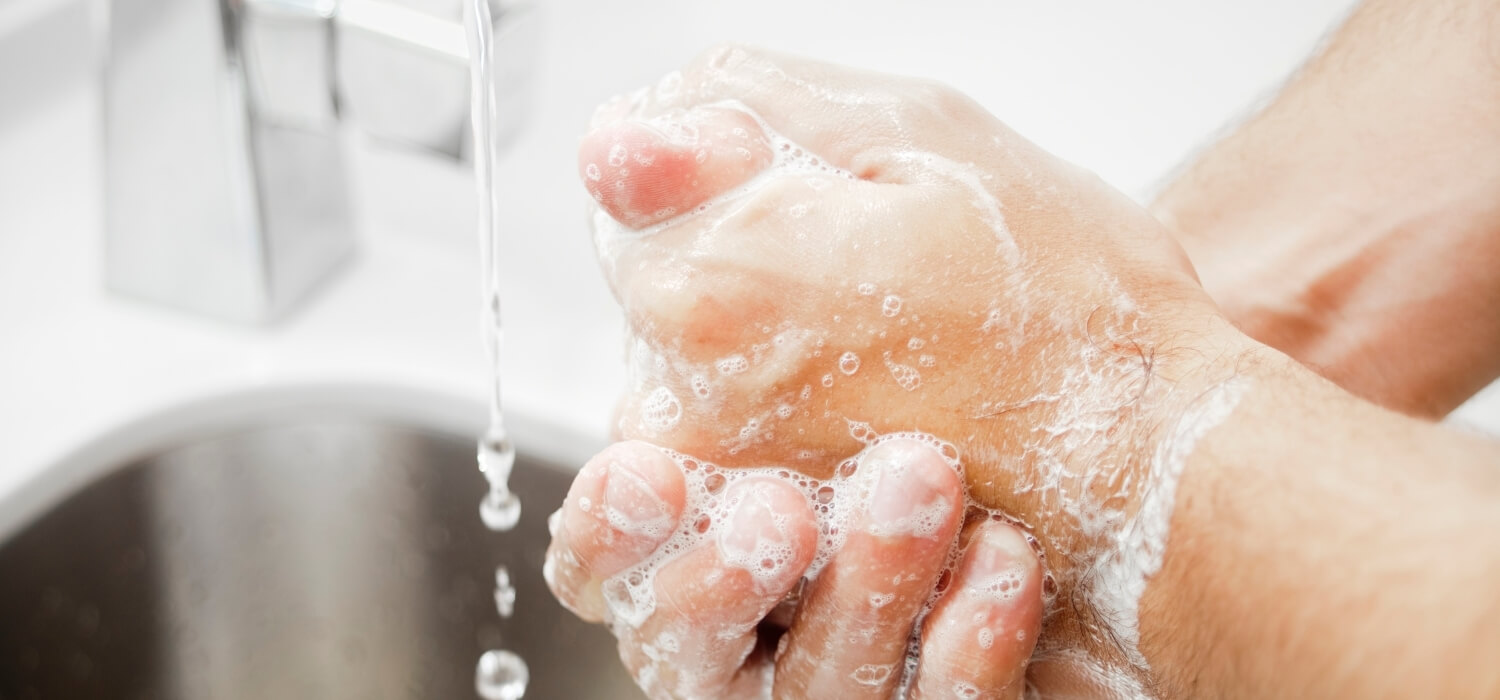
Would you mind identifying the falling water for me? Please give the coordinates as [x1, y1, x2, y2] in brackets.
[476, 649, 529, 700]
[466, 0, 528, 696]
[469, 0, 521, 534]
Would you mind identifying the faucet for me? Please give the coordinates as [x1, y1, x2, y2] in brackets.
[101, 0, 535, 324]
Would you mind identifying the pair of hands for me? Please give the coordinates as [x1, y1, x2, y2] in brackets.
[545, 44, 1239, 699]
[544, 0, 1500, 691]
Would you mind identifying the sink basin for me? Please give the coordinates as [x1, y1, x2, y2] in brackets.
[0, 409, 641, 699]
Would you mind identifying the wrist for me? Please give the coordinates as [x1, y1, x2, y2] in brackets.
[953, 298, 1261, 668]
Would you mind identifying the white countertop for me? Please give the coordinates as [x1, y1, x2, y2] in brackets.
[2, 0, 1495, 533]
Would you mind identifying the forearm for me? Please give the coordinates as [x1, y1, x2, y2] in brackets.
[1141, 338, 1500, 698]
[1153, 0, 1500, 417]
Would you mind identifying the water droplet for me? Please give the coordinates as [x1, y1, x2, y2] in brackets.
[494, 566, 516, 618]
[477, 439, 520, 531]
[480, 490, 521, 531]
[857, 282, 876, 296]
[475, 649, 528, 700]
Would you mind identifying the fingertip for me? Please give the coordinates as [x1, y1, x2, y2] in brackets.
[717, 477, 818, 593]
[564, 441, 686, 576]
[860, 438, 965, 539]
[578, 120, 668, 228]
[954, 522, 1044, 656]
[913, 522, 1043, 698]
[958, 521, 1042, 607]
[579, 106, 775, 230]
[608, 440, 689, 512]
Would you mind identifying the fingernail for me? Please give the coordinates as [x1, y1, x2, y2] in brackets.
[718, 480, 792, 561]
[643, 112, 700, 147]
[962, 526, 1036, 598]
[603, 453, 672, 537]
[864, 441, 954, 534]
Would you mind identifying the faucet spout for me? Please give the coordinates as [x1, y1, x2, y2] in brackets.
[101, 0, 533, 324]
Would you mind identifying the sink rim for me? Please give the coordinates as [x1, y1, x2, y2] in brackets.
[0, 380, 603, 544]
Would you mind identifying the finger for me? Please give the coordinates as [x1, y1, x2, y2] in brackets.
[773, 439, 965, 698]
[544, 441, 686, 622]
[910, 520, 1043, 700]
[615, 477, 818, 699]
[636, 44, 997, 181]
[580, 104, 776, 230]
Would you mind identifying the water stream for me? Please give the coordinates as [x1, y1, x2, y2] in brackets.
[466, 0, 528, 696]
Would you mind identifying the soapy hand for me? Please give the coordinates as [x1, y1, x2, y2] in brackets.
[554, 45, 1249, 696]
[545, 439, 1044, 698]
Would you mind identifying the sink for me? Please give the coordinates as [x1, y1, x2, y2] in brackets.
[0, 406, 641, 700]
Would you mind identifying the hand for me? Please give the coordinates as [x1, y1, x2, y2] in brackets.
[549, 23, 1500, 699]
[574, 43, 1246, 689]
[545, 439, 1045, 698]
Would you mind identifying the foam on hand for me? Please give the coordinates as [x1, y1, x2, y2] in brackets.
[582, 95, 1245, 699]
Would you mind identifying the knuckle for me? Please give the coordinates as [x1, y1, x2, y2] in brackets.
[902, 78, 981, 124]
[625, 264, 770, 359]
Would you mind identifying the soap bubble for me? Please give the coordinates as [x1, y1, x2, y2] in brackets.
[641, 386, 682, 430]
[716, 355, 749, 375]
[881, 295, 903, 317]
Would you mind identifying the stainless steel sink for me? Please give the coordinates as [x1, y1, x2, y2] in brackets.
[0, 416, 641, 699]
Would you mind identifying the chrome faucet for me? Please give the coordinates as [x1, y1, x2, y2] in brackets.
[102, 0, 534, 324]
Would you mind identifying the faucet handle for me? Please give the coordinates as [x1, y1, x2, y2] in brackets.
[335, 0, 538, 159]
